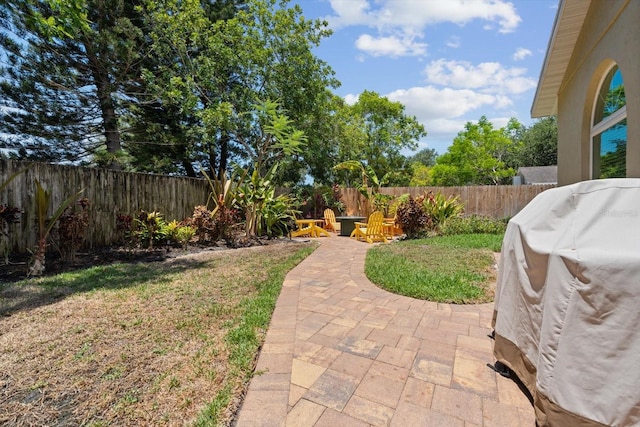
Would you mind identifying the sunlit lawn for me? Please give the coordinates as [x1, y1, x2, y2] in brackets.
[0, 242, 316, 427]
[365, 234, 504, 304]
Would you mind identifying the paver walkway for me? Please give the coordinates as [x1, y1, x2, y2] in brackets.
[234, 235, 534, 426]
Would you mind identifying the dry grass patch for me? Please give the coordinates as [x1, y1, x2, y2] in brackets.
[0, 241, 316, 426]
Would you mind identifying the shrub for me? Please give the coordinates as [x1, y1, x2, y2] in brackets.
[116, 213, 133, 247]
[174, 225, 196, 249]
[191, 205, 215, 243]
[395, 195, 432, 239]
[213, 205, 240, 245]
[57, 198, 91, 261]
[135, 210, 167, 250]
[388, 194, 410, 218]
[440, 215, 508, 235]
[423, 192, 464, 230]
[0, 204, 22, 264]
[260, 194, 298, 239]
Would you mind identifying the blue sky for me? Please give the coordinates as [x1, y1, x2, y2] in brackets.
[292, 0, 559, 156]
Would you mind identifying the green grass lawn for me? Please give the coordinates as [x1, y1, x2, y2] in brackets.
[365, 233, 504, 304]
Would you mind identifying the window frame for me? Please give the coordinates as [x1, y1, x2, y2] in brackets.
[590, 64, 627, 179]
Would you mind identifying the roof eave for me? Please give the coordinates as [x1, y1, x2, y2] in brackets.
[531, 0, 591, 118]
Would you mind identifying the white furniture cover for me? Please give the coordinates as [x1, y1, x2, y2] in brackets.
[493, 179, 640, 427]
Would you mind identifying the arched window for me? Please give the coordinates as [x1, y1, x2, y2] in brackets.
[591, 65, 626, 178]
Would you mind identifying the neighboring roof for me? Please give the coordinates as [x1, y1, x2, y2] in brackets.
[517, 165, 558, 184]
[531, 0, 591, 118]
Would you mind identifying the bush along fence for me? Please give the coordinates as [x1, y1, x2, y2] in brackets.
[1, 159, 209, 255]
[1, 159, 555, 257]
[338, 185, 555, 219]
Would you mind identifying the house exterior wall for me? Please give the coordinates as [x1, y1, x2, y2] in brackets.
[556, 0, 639, 185]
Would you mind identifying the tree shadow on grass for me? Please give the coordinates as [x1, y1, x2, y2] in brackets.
[0, 256, 211, 317]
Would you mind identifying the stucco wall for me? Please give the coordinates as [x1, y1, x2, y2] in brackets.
[556, 0, 639, 185]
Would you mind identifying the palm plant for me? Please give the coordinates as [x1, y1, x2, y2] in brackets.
[29, 179, 83, 276]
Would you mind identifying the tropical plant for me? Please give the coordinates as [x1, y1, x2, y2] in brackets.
[394, 195, 431, 239]
[372, 193, 393, 216]
[236, 163, 280, 238]
[29, 179, 84, 276]
[0, 204, 22, 265]
[260, 193, 298, 238]
[388, 194, 410, 218]
[202, 168, 246, 217]
[333, 160, 389, 214]
[134, 210, 167, 250]
[212, 205, 240, 245]
[191, 205, 215, 243]
[423, 192, 464, 231]
[174, 224, 196, 250]
[115, 213, 133, 247]
[57, 197, 90, 262]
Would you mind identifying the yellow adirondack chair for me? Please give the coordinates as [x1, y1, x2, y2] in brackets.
[350, 211, 388, 244]
[323, 209, 338, 233]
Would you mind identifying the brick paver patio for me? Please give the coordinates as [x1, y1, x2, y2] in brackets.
[234, 235, 534, 426]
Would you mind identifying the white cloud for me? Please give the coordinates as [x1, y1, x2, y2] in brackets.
[513, 47, 532, 61]
[326, 0, 521, 59]
[386, 86, 499, 121]
[344, 93, 359, 105]
[354, 34, 427, 57]
[327, 0, 521, 33]
[424, 59, 537, 94]
[446, 36, 461, 48]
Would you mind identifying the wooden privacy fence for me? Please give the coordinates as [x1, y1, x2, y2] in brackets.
[1, 159, 209, 254]
[339, 185, 555, 218]
[2, 159, 555, 255]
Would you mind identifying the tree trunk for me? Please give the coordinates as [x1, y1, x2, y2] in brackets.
[28, 239, 46, 276]
[219, 133, 229, 177]
[86, 46, 122, 170]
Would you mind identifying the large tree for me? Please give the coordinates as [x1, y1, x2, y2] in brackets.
[135, 0, 338, 181]
[431, 116, 518, 186]
[0, 0, 146, 168]
[331, 91, 426, 187]
[511, 116, 557, 167]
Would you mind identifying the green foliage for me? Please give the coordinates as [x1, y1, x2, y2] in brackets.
[440, 215, 508, 236]
[329, 92, 426, 187]
[1, 0, 145, 167]
[371, 193, 393, 216]
[409, 147, 438, 167]
[202, 168, 246, 217]
[174, 225, 196, 250]
[134, 210, 167, 250]
[431, 116, 517, 186]
[236, 164, 280, 238]
[333, 160, 390, 213]
[409, 162, 432, 186]
[291, 184, 344, 219]
[388, 193, 410, 218]
[138, 0, 334, 180]
[422, 192, 464, 230]
[511, 116, 558, 167]
[260, 193, 298, 238]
